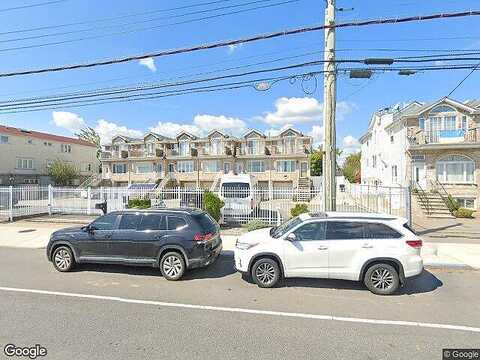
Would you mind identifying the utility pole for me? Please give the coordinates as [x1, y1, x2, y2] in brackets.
[323, 0, 337, 211]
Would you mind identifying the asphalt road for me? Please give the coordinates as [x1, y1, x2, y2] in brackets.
[0, 247, 479, 360]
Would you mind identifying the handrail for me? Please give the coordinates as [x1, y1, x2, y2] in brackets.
[430, 178, 455, 215]
[412, 181, 432, 215]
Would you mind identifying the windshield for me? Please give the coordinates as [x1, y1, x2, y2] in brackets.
[271, 216, 303, 238]
[221, 182, 250, 198]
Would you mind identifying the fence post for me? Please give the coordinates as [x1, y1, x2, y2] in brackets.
[48, 184, 52, 215]
[406, 185, 412, 226]
[269, 185, 273, 225]
[389, 187, 392, 215]
[87, 186, 91, 215]
[8, 186, 13, 221]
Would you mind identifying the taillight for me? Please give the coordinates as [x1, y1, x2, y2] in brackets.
[406, 240, 422, 249]
[194, 232, 214, 241]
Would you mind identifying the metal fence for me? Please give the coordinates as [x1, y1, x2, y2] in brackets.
[0, 184, 410, 225]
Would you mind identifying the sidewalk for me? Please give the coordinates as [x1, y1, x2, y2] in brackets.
[0, 220, 478, 270]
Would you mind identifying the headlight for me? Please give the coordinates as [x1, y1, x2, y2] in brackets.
[236, 242, 257, 250]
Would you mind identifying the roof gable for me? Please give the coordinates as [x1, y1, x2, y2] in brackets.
[176, 131, 196, 141]
[243, 129, 265, 139]
[279, 128, 302, 137]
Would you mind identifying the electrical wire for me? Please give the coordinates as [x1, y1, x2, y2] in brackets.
[447, 62, 480, 97]
[0, 0, 68, 13]
[1, 9, 479, 78]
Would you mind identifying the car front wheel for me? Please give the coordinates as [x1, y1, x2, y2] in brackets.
[52, 246, 75, 272]
[364, 263, 400, 295]
[160, 252, 186, 281]
[251, 258, 280, 288]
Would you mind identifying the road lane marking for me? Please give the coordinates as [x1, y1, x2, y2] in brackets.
[1, 286, 479, 333]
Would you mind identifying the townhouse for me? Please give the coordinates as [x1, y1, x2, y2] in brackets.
[0, 125, 98, 186]
[360, 97, 480, 210]
[100, 128, 312, 190]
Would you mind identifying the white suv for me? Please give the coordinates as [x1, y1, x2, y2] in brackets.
[234, 212, 423, 295]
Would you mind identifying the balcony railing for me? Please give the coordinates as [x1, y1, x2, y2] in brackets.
[269, 145, 308, 155]
[100, 152, 112, 159]
[410, 128, 479, 145]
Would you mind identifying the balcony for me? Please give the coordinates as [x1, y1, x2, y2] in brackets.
[410, 128, 480, 146]
[269, 145, 309, 155]
[100, 152, 112, 159]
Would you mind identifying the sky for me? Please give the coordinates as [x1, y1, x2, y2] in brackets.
[0, 0, 479, 160]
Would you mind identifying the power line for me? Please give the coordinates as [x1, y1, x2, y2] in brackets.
[0, 0, 68, 13]
[0, 0, 237, 35]
[1, 9, 479, 78]
[0, 0, 299, 53]
[447, 62, 480, 97]
[0, 0, 287, 44]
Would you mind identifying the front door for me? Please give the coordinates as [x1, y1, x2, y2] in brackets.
[412, 161, 426, 189]
[135, 213, 167, 260]
[283, 221, 328, 277]
[78, 213, 119, 258]
[300, 162, 308, 177]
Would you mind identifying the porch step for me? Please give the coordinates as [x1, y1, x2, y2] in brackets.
[427, 214, 456, 219]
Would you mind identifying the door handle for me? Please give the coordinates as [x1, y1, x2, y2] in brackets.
[318, 246, 328, 250]
[361, 244, 373, 249]
[105, 234, 112, 239]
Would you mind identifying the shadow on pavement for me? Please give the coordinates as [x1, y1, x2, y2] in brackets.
[416, 222, 462, 236]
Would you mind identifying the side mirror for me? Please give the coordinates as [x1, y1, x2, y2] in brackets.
[85, 225, 96, 234]
[286, 233, 296, 241]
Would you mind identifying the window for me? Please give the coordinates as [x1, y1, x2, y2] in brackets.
[179, 141, 190, 156]
[392, 165, 398, 182]
[203, 160, 220, 172]
[372, 155, 377, 168]
[16, 158, 34, 170]
[118, 213, 142, 230]
[247, 160, 265, 173]
[167, 216, 187, 230]
[81, 163, 92, 172]
[61, 144, 72, 153]
[24, 178, 38, 184]
[90, 214, 118, 230]
[136, 162, 153, 173]
[246, 139, 260, 155]
[138, 214, 167, 231]
[419, 117, 425, 130]
[277, 160, 295, 173]
[390, 135, 394, 143]
[194, 213, 217, 233]
[210, 138, 222, 155]
[0, 135, 8, 144]
[429, 105, 456, 114]
[293, 222, 325, 241]
[27, 139, 35, 145]
[326, 221, 365, 240]
[455, 197, 475, 209]
[365, 223, 402, 239]
[462, 116, 468, 130]
[436, 155, 474, 184]
[112, 163, 127, 173]
[177, 161, 194, 173]
[221, 182, 250, 198]
[444, 116, 456, 130]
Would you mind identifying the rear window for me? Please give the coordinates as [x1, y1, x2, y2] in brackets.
[194, 212, 218, 233]
[167, 216, 187, 231]
[138, 214, 167, 231]
[118, 213, 142, 230]
[221, 182, 250, 198]
[366, 223, 402, 239]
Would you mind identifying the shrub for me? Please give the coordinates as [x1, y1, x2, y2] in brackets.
[453, 207, 475, 218]
[204, 191, 224, 222]
[445, 195, 460, 213]
[127, 198, 151, 209]
[244, 219, 268, 232]
[48, 159, 79, 186]
[291, 203, 309, 217]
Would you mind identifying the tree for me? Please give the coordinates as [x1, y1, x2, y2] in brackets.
[76, 127, 101, 159]
[309, 149, 323, 176]
[343, 152, 361, 183]
[48, 159, 79, 186]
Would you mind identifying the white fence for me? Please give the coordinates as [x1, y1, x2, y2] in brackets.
[0, 184, 410, 225]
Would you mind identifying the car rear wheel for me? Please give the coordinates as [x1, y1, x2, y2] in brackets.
[160, 252, 186, 281]
[52, 246, 75, 272]
[364, 263, 399, 295]
[251, 258, 280, 288]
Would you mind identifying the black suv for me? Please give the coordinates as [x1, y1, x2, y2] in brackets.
[46, 208, 222, 280]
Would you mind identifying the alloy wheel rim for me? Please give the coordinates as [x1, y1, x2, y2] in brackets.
[54, 249, 71, 270]
[371, 268, 394, 290]
[163, 256, 182, 277]
[256, 262, 276, 285]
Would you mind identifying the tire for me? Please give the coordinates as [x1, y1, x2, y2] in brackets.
[160, 252, 186, 281]
[52, 246, 75, 272]
[251, 258, 280, 288]
[364, 263, 400, 295]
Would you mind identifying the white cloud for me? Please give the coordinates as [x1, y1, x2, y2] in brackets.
[95, 119, 143, 145]
[52, 111, 85, 132]
[308, 125, 324, 148]
[138, 57, 157, 72]
[193, 114, 247, 136]
[260, 97, 357, 126]
[149, 121, 202, 138]
[339, 134, 361, 164]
